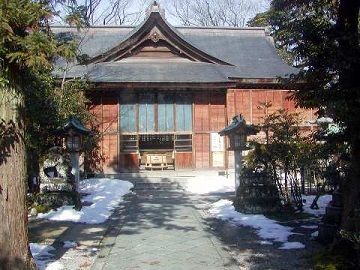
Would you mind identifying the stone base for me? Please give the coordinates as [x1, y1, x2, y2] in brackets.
[332, 191, 343, 207]
[318, 222, 338, 244]
[234, 169, 281, 214]
[36, 191, 77, 209]
[40, 177, 73, 193]
[234, 196, 281, 214]
[323, 205, 343, 224]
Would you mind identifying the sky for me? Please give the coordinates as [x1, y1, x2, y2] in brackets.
[56, 0, 270, 27]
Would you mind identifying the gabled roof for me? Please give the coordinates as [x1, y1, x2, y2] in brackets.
[86, 4, 232, 66]
[53, 2, 297, 84]
[55, 116, 91, 135]
[219, 115, 258, 136]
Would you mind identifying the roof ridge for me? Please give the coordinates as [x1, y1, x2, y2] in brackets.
[50, 25, 135, 29]
[51, 25, 267, 31]
[175, 26, 267, 31]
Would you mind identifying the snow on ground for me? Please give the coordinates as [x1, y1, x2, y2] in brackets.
[185, 172, 332, 249]
[30, 243, 64, 270]
[311, 231, 319, 238]
[301, 225, 318, 229]
[302, 194, 332, 216]
[185, 172, 307, 249]
[63, 241, 77, 248]
[32, 178, 133, 269]
[259, 240, 273, 245]
[30, 242, 97, 270]
[38, 178, 133, 224]
[279, 242, 306, 249]
[184, 172, 235, 194]
[209, 199, 304, 249]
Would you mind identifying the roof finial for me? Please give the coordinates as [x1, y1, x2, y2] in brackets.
[146, 1, 165, 17]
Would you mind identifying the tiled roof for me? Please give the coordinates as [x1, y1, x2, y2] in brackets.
[52, 6, 297, 83]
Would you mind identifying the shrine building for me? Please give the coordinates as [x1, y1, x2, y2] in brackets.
[53, 2, 315, 173]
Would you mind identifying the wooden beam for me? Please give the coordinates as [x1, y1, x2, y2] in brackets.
[93, 82, 235, 89]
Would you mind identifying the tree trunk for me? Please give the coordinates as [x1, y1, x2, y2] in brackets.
[336, 0, 360, 232]
[0, 86, 37, 269]
[341, 137, 360, 230]
[300, 166, 305, 194]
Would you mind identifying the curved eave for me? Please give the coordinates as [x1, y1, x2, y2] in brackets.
[87, 11, 233, 66]
[92, 81, 236, 89]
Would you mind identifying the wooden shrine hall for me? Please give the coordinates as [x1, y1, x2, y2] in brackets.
[53, 2, 315, 173]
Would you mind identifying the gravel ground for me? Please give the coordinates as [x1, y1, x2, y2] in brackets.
[50, 245, 97, 270]
[28, 219, 103, 270]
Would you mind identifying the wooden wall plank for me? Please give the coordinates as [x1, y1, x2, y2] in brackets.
[266, 90, 284, 115]
[226, 90, 236, 124]
[228, 88, 316, 128]
[102, 96, 118, 133]
[119, 153, 139, 172]
[102, 134, 118, 172]
[251, 90, 267, 124]
[283, 91, 296, 111]
[194, 133, 210, 168]
[194, 92, 210, 132]
[237, 90, 251, 121]
[210, 91, 226, 131]
[228, 90, 252, 123]
[175, 153, 193, 169]
[88, 96, 102, 131]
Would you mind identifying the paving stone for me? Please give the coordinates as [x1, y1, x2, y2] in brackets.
[91, 178, 238, 270]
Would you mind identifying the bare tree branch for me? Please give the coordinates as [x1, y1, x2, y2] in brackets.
[167, 0, 269, 27]
[63, 0, 148, 26]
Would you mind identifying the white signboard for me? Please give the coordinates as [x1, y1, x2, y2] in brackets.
[212, 152, 225, 167]
[211, 133, 224, 152]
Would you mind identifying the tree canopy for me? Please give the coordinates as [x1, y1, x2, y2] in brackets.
[0, 1, 97, 267]
[249, 0, 360, 255]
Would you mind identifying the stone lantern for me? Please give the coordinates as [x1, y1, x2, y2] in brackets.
[219, 115, 257, 192]
[56, 117, 91, 192]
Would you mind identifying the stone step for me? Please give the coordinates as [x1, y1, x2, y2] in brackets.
[132, 181, 182, 191]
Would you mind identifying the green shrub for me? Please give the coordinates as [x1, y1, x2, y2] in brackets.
[34, 204, 51, 214]
[313, 249, 356, 270]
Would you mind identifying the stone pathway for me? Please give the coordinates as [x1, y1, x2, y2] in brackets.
[91, 178, 238, 270]
[29, 173, 321, 269]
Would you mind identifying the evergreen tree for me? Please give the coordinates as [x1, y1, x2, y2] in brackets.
[0, 0, 91, 268]
[250, 0, 360, 245]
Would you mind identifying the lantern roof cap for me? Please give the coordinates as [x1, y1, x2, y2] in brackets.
[219, 115, 258, 136]
[55, 116, 91, 135]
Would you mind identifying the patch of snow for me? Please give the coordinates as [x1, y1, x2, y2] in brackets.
[316, 117, 333, 124]
[279, 242, 305, 249]
[63, 241, 77, 248]
[259, 241, 273, 245]
[45, 261, 64, 270]
[311, 231, 319, 237]
[302, 195, 332, 217]
[209, 199, 297, 245]
[30, 243, 62, 270]
[44, 245, 96, 270]
[184, 173, 235, 194]
[300, 225, 318, 229]
[30, 243, 55, 257]
[38, 178, 133, 224]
